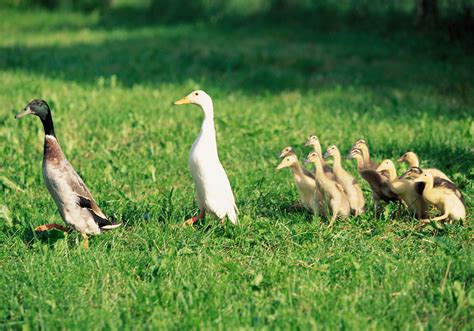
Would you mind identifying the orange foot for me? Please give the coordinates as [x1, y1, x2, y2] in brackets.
[35, 224, 69, 232]
[182, 210, 205, 227]
[182, 217, 199, 227]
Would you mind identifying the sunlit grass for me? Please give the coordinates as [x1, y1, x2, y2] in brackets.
[0, 4, 472, 330]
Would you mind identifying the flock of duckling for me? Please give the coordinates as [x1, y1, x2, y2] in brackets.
[15, 90, 467, 249]
[277, 137, 466, 227]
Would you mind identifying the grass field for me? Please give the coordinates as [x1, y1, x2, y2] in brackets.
[0, 2, 473, 329]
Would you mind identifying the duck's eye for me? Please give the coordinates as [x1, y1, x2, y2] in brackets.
[195, 92, 199, 96]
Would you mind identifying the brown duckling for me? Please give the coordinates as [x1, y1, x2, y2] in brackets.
[351, 139, 378, 170]
[346, 148, 399, 214]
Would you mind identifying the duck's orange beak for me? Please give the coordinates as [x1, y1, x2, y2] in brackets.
[174, 96, 190, 105]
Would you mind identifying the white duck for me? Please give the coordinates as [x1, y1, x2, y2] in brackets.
[174, 90, 238, 226]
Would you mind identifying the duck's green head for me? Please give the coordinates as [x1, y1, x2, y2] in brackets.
[15, 99, 51, 121]
[16, 99, 55, 136]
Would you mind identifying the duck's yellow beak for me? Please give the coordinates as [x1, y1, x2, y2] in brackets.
[174, 96, 190, 105]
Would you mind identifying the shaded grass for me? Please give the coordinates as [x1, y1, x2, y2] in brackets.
[0, 3, 473, 330]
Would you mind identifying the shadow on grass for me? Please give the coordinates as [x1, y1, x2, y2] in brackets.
[2, 3, 473, 109]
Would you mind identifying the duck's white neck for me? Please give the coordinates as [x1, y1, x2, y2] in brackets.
[199, 99, 215, 132]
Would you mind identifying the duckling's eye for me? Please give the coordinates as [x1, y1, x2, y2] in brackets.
[195, 92, 199, 96]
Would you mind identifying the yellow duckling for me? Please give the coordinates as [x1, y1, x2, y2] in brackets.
[324, 145, 365, 216]
[277, 152, 325, 216]
[397, 151, 452, 182]
[414, 172, 466, 225]
[376, 159, 429, 219]
[306, 151, 350, 227]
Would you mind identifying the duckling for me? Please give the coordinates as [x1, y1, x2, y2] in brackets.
[279, 146, 295, 158]
[401, 167, 463, 200]
[324, 145, 365, 216]
[346, 148, 399, 214]
[306, 151, 350, 227]
[414, 172, 466, 224]
[376, 160, 429, 219]
[304, 134, 335, 180]
[397, 151, 452, 182]
[351, 139, 378, 170]
[279, 146, 314, 177]
[15, 100, 120, 249]
[174, 90, 238, 226]
[277, 153, 324, 216]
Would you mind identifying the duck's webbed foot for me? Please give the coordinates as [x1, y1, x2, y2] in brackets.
[34, 223, 69, 232]
[183, 210, 205, 227]
[82, 233, 89, 250]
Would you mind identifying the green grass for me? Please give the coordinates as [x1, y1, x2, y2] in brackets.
[0, 3, 473, 330]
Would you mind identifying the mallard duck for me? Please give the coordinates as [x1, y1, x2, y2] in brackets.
[277, 151, 325, 216]
[346, 148, 399, 215]
[324, 145, 365, 216]
[413, 172, 466, 224]
[306, 151, 350, 227]
[15, 100, 120, 249]
[305, 134, 335, 180]
[174, 90, 238, 226]
[397, 151, 452, 182]
[376, 160, 429, 219]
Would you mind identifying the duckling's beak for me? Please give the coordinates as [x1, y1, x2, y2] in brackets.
[278, 152, 285, 158]
[396, 156, 405, 163]
[276, 162, 285, 170]
[345, 153, 353, 160]
[304, 159, 311, 164]
[174, 96, 190, 105]
[323, 152, 330, 159]
[15, 107, 34, 119]
[304, 140, 311, 146]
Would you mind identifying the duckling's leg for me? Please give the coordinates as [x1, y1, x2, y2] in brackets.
[82, 233, 89, 250]
[430, 211, 450, 223]
[373, 196, 381, 218]
[34, 223, 69, 232]
[328, 200, 338, 228]
[183, 210, 205, 227]
[328, 212, 337, 228]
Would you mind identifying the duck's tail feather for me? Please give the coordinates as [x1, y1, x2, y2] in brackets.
[227, 208, 238, 225]
[100, 223, 122, 231]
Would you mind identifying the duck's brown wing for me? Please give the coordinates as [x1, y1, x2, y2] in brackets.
[360, 169, 399, 202]
[434, 177, 465, 207]
[62, 161, 113, 226]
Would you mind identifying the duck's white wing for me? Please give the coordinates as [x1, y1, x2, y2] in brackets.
[190, 158, 238, 224]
